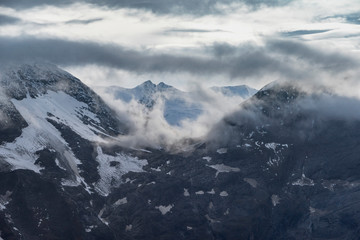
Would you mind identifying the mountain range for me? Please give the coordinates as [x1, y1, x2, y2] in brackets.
[0, 63, 359, 240]
[104, 81, 257, 126]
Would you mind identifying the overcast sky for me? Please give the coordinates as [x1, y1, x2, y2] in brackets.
[1, 0, 360, 90]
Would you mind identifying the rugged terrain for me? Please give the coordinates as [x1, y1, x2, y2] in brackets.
[0, 64, 359, 240]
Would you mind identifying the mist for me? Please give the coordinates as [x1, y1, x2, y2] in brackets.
[95, 83, 251, 151]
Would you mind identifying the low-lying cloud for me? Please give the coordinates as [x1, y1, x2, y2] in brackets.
[97, 85, 251, 151]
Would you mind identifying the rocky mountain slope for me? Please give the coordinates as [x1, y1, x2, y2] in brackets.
[0, 64, 359, 240]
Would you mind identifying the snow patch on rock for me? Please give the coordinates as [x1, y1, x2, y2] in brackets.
[95, 147, 148, 196]
[216, 148, 227, 154]
[155, 204, 174, 215]
[207, 164, 240, 177]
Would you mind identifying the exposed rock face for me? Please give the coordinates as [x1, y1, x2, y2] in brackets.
[0, 65, 359, 240]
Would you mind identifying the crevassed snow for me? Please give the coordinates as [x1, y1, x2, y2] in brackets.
[155, 204, 174, 215]
[207, 164, 240, 177]
[95, 147, 148, 196]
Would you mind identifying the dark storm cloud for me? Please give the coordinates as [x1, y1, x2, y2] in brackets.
[0, 36, 357, 80]
[281, 29, 332, 37]
[0, 0, 293, 15]
[65, 18, 103, 25]
[0, 14, 21, 26]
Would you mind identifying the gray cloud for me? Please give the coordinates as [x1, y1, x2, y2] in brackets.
[344, 14, 360, 25]
[281, 29, 332, 37]
[267, 39, 358, 72]
[0, 0, 293, 15]
[0, 14, 21, 26]
[324, 13, 360, 25]
[0, 36, 294, 79]
[65, 18, 103, 25]
[0, 36, 357, 82]
[299, 94, 360, 120]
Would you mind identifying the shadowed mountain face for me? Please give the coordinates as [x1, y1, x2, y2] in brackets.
[0, 65, 359, 240]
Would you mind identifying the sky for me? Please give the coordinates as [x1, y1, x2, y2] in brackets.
[1, 0, 360, 91]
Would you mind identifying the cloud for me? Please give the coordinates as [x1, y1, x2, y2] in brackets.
[299, 94, 360, 120]
[163, 28, 229, 34]
[343, 13, 360, 25]
[266, 39, 358, 73]
[0, 36, 296, 81]
[0, 14, 21, 26]
[64, 18, 103, 25]
[281, 29, 332, 37]
[0, 0, 293, 15]
[327, 13, 360, 25]
[97, 83, 252, 151]
[205, 82, 360, 148]
[0, 36, 358, 91]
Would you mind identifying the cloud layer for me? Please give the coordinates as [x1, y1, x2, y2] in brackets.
[1, 0, 293, 15]
[1, 36, 358, 92]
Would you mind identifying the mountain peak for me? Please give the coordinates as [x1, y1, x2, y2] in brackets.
[0, 63, 127, 136]
[157, 82, 174, 91]
[254, 80, 305, 104]
[140, 80, 156, 88]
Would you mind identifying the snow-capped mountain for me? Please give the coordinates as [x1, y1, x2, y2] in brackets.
[104, 81, 257, 126]
[0, 63, 147, 239]
[1, 64, 360, 240]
